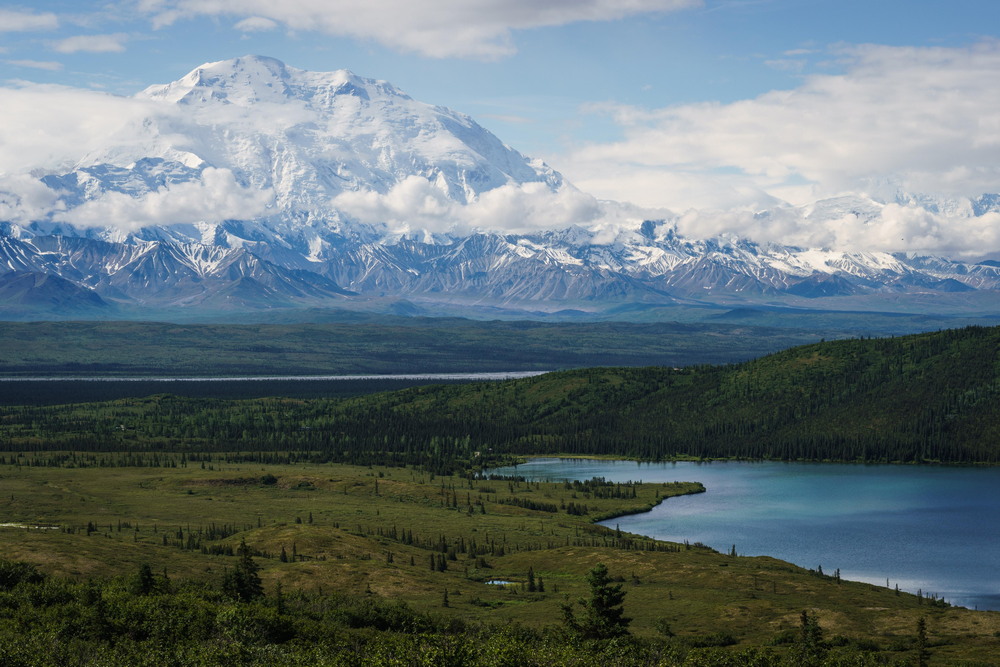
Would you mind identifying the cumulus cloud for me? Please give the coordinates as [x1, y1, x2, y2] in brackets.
[52, 33, 129, 54]
[565, 41, 1000, 205]
[0, 175, 64, 223]
[557, 40, 1000, 253]
[54, 168, 273, 231]
[142, 0, 701, 59]
[0, 81, 275, 230]
[667, 198, 1000, 259]
[333, 176, 621, 235]
[0, 9, 58, 32]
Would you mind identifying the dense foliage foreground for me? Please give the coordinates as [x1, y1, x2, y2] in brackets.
[0, 559, 944, 666]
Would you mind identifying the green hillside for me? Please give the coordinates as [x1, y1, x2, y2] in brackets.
[323, 325, 1000, 464]
[2, 326, 998, 465]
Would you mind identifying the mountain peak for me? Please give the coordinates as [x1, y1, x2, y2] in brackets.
[141, 55, 295, 105]
[138, 56, 401, 108]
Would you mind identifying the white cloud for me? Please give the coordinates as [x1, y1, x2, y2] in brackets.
[143, 0, 701, 59]
[4, 59, 64, 71]
[665, 196, 1000, 259]
[55, 168, 273, 231]
[0, 9, 58, 32]
[566, 41, 1000, 208]
[52, 33, 129, 54]
[556, 41, 1000, 253]
[0, 82, 274, 230]
[234, 16, 278, 32]
[333, 176, 620, 235]
[33, 161, 970, 257]
[469, 181, 605, 233]
[0, 175, 64, 223]
[0, 83, 158, 173]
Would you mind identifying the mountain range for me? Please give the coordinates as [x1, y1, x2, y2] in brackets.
[2, 55, 1000, 321]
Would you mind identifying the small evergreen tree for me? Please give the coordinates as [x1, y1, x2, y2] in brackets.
[223, 539, 264, 602]
[916, 616, 931, 667]
[793, 609, 825, 667]
[131, 563, 155, 596]
[562, 563, 631, 640]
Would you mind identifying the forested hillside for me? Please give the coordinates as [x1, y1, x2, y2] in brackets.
[325, 325, 1000, 464]
[2, 326, 998, 466]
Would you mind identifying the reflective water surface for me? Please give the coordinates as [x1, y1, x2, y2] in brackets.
[490, 458, 1000, 611]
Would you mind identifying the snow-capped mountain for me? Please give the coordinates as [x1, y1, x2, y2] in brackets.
[42, 55, 562, 246]
[2, 55, 1000, 318]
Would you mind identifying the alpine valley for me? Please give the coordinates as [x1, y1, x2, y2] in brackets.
[3, 55, 1000, 323]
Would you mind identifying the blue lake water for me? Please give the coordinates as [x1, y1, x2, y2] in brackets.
[489, 458, 1000, 611]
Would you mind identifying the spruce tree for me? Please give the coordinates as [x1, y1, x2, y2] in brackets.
[562, 563, 631, 640]
[223, 539, 264, 602]
[793, 610, 825, 667]
[131, 563, 155, 596]
[916, 616, 931, 667]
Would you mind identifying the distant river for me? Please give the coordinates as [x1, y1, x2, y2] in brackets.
[489, 458, 1000, 611]
[0, 371, 546, 405]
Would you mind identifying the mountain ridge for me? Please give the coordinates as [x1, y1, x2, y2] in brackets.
[1, 55, 999, 319]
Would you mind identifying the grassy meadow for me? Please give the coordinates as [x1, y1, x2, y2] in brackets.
[1, 458, 998, 664]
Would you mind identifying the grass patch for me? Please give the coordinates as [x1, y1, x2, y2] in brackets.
[0, 459, 998, 663]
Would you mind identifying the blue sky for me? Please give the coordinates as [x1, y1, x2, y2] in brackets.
[5, 0, 996, 155]
[3, 0, 1000, 255]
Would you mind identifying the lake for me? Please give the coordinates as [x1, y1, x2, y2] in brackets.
[489, 458, 1000, 611]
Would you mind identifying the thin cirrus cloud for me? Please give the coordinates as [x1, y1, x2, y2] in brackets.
[142, 0, 702, 59]
[52, 33, 130, 54]
[4, 59, 64, 71]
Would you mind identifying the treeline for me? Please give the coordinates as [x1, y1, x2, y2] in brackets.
[1, 326, 999, 465]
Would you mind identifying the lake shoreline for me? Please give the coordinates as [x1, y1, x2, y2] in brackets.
[489, 457, 1000, 611]
[502, 453, 1000, 468]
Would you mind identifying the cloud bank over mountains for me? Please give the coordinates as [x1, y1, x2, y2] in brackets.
[0, 42, 999, 258]
[556, 40, 1000, 256]
[567, 41, 1000, 211]
[54, 168, 273, 232]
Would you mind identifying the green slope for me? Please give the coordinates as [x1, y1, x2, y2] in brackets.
[2, 326, 998, 465]
[323, 325, 1000, 463]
